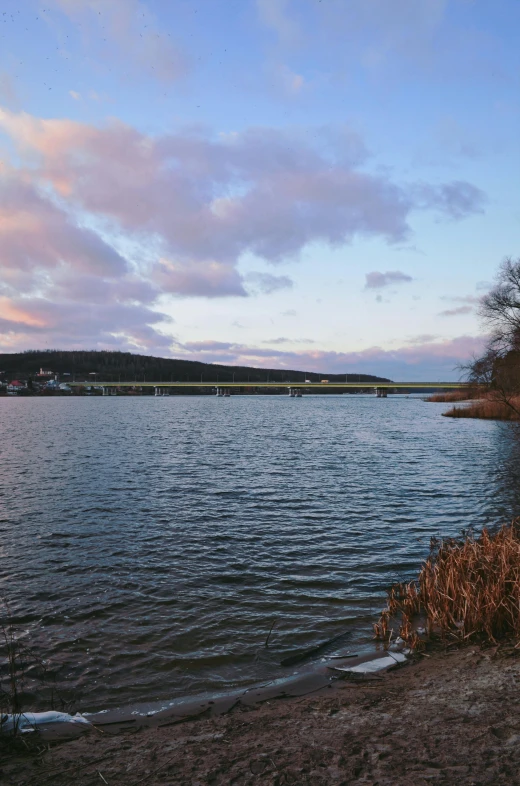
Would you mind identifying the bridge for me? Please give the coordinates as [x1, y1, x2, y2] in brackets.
[87, 381, 465, 388]
[81, 380, 467, 395]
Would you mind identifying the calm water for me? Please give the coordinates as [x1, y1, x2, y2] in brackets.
[1, 395, 520, 712]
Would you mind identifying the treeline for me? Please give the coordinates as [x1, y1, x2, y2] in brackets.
[0, 350, 391, 385]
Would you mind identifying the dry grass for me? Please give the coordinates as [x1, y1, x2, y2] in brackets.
[444, 398, 520, 420]
[375, 521, 520, 649]
[426, 390, 474, 403]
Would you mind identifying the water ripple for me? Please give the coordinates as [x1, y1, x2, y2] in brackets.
[1, 395, 520, 711]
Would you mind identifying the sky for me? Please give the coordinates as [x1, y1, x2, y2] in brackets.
[0, 0, 518, 380]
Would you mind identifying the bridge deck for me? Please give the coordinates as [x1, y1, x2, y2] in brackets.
[85, 381, 466, 389]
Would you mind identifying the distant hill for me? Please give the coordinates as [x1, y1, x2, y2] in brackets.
[0, 350, 391, 385]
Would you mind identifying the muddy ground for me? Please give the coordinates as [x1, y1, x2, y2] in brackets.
[3, 645, 520, 785]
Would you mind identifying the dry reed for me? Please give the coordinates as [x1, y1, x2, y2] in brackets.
[375, 521, 520, 648]
[444, 398, 520, 420]
[426, 390, 473, 403]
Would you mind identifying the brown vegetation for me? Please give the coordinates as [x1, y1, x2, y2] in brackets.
[425, 390, 474, 403]
[443, 397, 520, 420]
[375, 522, 520, 648]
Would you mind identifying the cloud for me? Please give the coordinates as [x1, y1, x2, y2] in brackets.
[414, 181, 486, 220]
[0, 169, 170, 353]
[153, 259, 246, 298]
[439, 305, 474, 317]
[365, 270, 413, 289]
[263, 337, 315, 344]
[438, 294, 480, 316]
[49, 0, 186, 82]
[245, 272, 294, 294]
[440, 295, 480, 304]
[0, 106, 487, 350]
[404, 334, 439, 344]
[69, 90, 81, 100]
[0, 174, 127, 285]
[0, 297, 172, 354]
[0, 108, 485, 270]
[175, 334, 487, 382]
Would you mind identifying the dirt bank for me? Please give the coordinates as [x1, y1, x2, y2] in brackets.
[3, 644, 520, 785]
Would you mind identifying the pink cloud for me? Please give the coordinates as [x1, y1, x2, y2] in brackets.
[0, 297, 172, 354]
[153, 260, 246, 298]
[0, 169, 170, 353]
[177, 334, 487, 381]
[0, 106, 487, 352]
[0, 175, 127, 285]
[0, 108, 485, 272]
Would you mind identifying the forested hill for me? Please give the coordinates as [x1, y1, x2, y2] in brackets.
[0, 350, 391, 384]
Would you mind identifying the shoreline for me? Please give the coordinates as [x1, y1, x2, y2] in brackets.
[1, 646, 405, 740]
[4, 644, 520, 785]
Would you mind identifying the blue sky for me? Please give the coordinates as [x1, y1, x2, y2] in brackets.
[0, 0, 518, 379]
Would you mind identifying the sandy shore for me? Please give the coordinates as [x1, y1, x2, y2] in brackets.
[3, 644, 520, 785]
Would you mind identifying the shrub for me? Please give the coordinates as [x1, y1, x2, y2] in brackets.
[444, 398, 520, 420]
[375, 521, 520, 648]
[426, 390, 475, 403]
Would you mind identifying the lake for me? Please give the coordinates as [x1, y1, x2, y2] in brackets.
[1, 395, 519, 713]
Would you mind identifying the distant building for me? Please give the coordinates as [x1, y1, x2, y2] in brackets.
[38, 368, 54, 377]
[7, 380, 26, 393]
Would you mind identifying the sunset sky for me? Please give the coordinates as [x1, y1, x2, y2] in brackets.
[0, 0, 518, 379]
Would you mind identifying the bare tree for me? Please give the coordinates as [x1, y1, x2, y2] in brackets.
[491, 351, 520, 417]
[479, 257, 520, 353]
[465, 257, 520, 417]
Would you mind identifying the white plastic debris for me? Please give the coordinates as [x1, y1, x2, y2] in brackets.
[0, 711, 92, 734]
[332, 651, 408, 674]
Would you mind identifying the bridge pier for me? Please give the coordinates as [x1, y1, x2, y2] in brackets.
[375, 388, 388, 398]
